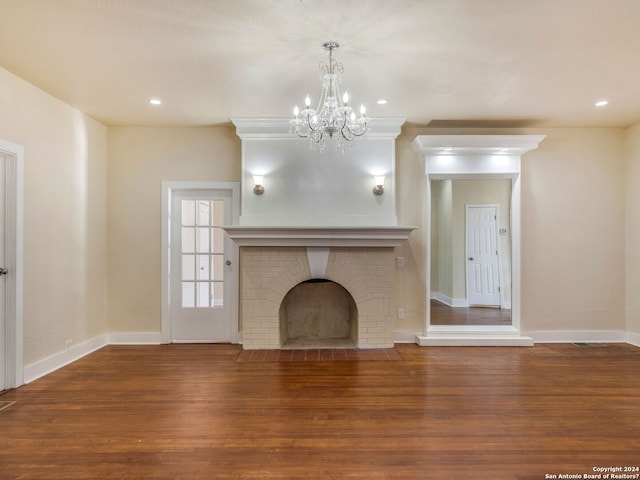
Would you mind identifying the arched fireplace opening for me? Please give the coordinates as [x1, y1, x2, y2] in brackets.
[279, 279, 358, 349]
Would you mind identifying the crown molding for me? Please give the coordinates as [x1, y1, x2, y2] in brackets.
[231, 117, 406, 140]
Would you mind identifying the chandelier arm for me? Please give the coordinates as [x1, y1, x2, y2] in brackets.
[293, 127, 310, 139]
[348, 128, 367, 138]
[343, 121, 368, 138]
[306, 112, 325, 133]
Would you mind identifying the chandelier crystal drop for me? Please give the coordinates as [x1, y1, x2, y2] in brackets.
[289, 41, 370, 151]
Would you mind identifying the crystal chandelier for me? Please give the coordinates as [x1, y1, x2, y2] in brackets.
[289, 41, 370, 150]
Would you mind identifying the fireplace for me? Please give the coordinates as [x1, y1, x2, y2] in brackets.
[224, 227, 414, 349]
[280, 279, 358, 349]
[226, 118, 413, 349]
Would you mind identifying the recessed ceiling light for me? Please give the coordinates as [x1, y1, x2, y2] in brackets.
[376, 99, 388, 105]
[595, 100, 608, 107]
[149, 98, 163, 105]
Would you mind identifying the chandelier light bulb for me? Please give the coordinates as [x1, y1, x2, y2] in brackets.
[293, 105, 299, 117]
[305, 95, 311, 107]
[343, 92, 349, 104]
[360, 104, 366, 116]
[350, 112, 356, 121]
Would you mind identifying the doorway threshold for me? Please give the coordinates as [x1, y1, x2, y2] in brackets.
[417, 325, 533, 346]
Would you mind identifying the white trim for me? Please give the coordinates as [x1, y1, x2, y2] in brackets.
[413, 134, 546, 156]
[414, 134, 545, 346]
[627, 331, 640, 347]
[107, 332, 162, 345]
[418, 325, 533, 346]
[306, 248, 330, 278]
[0, 139, 24, 388]
[231, 117, 406, 140]
[223, 225, 416, 247]
[23, 332, 160, 384]
[431, 292, 469, 308]
[23, 334, 108, 384]
[524, 330, 627, 344]
[161, 181, 240, 344]
[19, 329, 640, 384]
[416, 334, 534, 347]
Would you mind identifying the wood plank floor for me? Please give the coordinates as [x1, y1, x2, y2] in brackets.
[430, 299, 512, 325]
[1, 343, 639, 479]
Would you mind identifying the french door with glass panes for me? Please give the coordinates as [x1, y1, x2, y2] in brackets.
[170, 190, 235, 342]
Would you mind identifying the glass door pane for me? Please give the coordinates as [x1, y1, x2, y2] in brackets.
[180, 198, 225, 308]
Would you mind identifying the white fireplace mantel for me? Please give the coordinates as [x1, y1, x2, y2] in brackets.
[223, 225, 417, 247]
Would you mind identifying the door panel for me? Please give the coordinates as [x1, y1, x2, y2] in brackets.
[466, 205, 501, 307]
[170, 191, 235, 342]
[0, 154, 5, 390]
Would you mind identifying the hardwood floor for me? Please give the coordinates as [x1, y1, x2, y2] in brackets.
[430, 299, 512, 325]
[1, 343, 639, 479]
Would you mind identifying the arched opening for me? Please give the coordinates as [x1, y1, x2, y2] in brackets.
[279, 279, 358, 349]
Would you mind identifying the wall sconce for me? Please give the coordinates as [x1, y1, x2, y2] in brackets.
[252, 175, 264, 195]
[373, 175, 385, 196]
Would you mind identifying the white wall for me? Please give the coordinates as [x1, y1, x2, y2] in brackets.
[0, 66, 107, 365]
[239, 135, 398, 226]
[624, 122, 640, 340]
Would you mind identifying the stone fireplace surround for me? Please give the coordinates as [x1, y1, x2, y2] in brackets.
[225, 226, 414, 350]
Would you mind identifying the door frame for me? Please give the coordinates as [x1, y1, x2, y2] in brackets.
[161, 182, 240, 344]
[0, 139, 24, 388]
[465, 204, 503, 307]
[414, 134, 546, 346]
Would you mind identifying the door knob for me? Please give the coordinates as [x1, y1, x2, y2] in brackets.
[468, 257, 474, 261]
[225, 260, 232, 266]
[0, 267, 7, 275]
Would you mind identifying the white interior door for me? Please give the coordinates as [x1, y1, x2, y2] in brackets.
[170, 190, 236, 342]
[0, 154, 5, 390]
[466, 205, 501, 307]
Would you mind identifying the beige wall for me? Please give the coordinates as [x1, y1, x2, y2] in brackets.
[0, 67, 107, 365]
[624, 122, 640, 337]
[430, 179, 453, 299]
[396, 126, 626, 334]
[1, 57, 634, 364]
[521, 129, 625, 331]
[106, 127, 240, 332]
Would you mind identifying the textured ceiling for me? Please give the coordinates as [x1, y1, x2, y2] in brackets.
[0, 0, 639, 127]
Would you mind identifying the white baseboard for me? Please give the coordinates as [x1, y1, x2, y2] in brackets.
[523, 330, 627, 344]
[416, 334, 534, 347]
[23, 332, 162, 384]
[23, 329, 640, 385]
[24, 334, 108, 384]
[107, 332, 162, 345]
[431, 291, 468, 307]
[626, 331, 640, 347]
